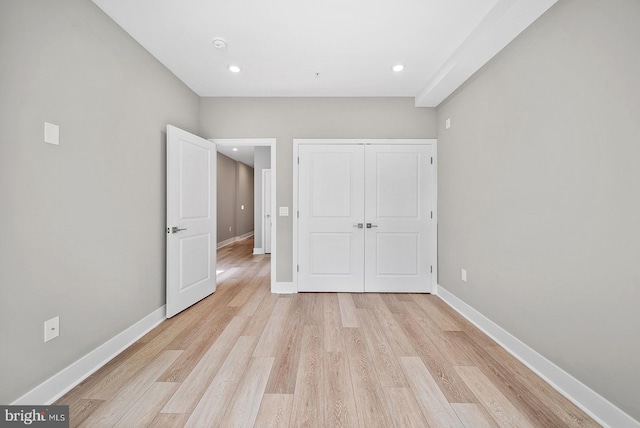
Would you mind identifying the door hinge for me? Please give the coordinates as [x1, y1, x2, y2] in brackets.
[430, 265, 433, 273]
[431, 157, 433, 164]
[297, 156, 300, 164]
[297, 265, 299, 272]
[297, 210, 299, 218]
[430, 211, 433, 219]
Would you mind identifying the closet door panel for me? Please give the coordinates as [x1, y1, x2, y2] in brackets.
[364, 145, 433, 292]
[298, 145, 365, 292]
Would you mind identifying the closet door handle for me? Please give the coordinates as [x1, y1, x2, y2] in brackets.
[353, 223, 364, 228]
[366, 223, 378, 228]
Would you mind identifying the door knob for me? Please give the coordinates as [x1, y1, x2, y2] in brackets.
[353, 223, 364, 228]
[170, 226, 187, 233]
[366, 223, 378, 228]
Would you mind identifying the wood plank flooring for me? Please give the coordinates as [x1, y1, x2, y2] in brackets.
[56, 238, 600, 427]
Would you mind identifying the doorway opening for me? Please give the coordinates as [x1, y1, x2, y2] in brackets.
[212, 138, 277, 292]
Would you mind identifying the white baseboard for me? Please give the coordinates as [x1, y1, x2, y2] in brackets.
[217, 232, 255, 249]
[253, 248, 265, 255]
[237, 231, 254, 241]
[272, 282, 296, 294]
[436, 286, 639, 428]
[216, 237, 236, 249]
[11, 306, 166, 406]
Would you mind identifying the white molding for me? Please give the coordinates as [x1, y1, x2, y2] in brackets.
[236, 231, 254, 241]
[272, 282, 297, 294]
[436, 286, 640, 428]
[11, 306, 166, 406]
[415, 0, 558, 107]
[217, 232, 255, 249]
[253, 248, 265, 255]
[216, 236, 236, 249]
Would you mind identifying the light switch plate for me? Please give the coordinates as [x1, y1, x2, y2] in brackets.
[44, 122, 59, 145]
[279, 206, 289, 216]
[461, 269, 467, 282]
[445, 118, 451, 129]
[44, 316, 60, 342]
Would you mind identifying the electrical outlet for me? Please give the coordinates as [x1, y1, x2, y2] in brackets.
[44, 316, 60, 342]
[228, 226, 232, 232]
[461, 269, 467, 282]
[445, 118, 451, 129]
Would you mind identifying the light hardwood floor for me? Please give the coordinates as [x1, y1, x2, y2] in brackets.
[57, 238, 600, 427]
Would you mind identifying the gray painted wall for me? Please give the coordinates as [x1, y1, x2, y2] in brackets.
[236, 163, 255, 237]
[253, 147, 271, 250]
[0, 0, 200, 403]
[217, 153, 255, 244]
[436, 0, 640, 420]
[217, 153, 237, 243]
[200, 97, 437, 282]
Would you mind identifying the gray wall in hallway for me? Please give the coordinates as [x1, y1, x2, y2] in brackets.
[217, 153, 237, 243]
[236, 162, 254, 237]
[217, 153, 255, 244]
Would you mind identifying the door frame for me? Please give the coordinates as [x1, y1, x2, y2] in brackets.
[293, 139, 438, 293]
[262, 168, 272, 254]
[211, 138, 277, 292]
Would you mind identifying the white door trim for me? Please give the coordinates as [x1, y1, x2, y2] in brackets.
[293, 139, 438, 293]
[211, 138, 277, 292]
[262, 169, 272, 254]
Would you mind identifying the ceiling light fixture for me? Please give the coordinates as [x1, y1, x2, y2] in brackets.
[228, 65, 241, 73]
[392, 64, 405, 72]
[212, 38, 227, 50]
[232, 148, 238, 151]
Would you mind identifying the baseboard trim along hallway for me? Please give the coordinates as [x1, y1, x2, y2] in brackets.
[436, 285, 640, 428]
[11, 306, 166, 406]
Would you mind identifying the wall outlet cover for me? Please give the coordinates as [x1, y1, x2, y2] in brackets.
[44, 316, 60, 342]
[44, 122, 60, 145]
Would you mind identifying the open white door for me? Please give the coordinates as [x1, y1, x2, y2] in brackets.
[166, 125, 217, 318]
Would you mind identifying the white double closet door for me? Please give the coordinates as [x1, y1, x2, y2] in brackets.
[298, 143, 435, 293]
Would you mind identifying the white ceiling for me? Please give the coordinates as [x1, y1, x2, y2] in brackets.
[217, 145, 255, 167]
[91, 0, 557, 106]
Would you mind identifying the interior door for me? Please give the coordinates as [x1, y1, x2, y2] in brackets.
[263, 169, 272, 254]
[166, 125, 217, 318]
[297, 145, 365, 292]
[364, 145, 433, 292]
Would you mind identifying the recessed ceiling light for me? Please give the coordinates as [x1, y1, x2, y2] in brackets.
[212, 38, 227, 50]
[232, 148, 238, 151]
[392, 64, 405, 72]
[228, 65, 241, 73]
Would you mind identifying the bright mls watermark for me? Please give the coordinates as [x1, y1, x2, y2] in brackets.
[0, 406, 68, 427]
